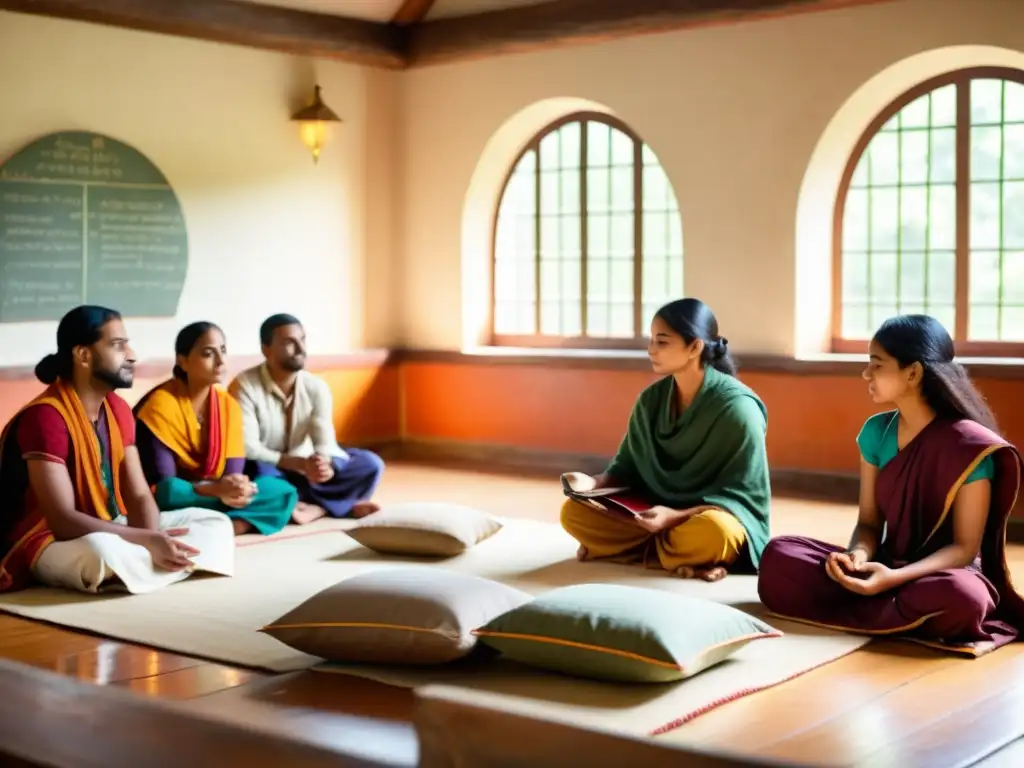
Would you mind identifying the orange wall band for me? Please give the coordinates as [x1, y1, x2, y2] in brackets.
[395, 353, 1024, 522]
[399, 356, 1024, 474]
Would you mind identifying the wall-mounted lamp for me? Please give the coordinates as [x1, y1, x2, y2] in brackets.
[291, 84, 341, 164]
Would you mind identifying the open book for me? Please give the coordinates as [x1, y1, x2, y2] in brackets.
[560, 472, 653, 526]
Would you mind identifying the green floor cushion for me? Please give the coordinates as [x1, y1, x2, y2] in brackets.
[473, 583, 781, 683]
[261, 567, 532, 664]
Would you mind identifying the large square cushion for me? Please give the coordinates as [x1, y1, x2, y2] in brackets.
[345, 502, 503, 557]
[261, 567, 532, 664]
[473, 583, 781, 683]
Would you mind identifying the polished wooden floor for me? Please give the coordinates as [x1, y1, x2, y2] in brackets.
[3, 462, 1024, 767]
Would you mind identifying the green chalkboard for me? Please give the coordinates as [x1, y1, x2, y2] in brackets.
[0, 132, 188, 322]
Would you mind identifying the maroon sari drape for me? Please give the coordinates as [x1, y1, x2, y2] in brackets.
[757, 418, 1024, 656]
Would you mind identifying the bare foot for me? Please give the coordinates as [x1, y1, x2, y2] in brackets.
[349, 501, 380, 519]
[697, 566, 728, 582]
[292, 502, 328, 525]
[231, 519, 254, 536]
[672, 565, 728, 582]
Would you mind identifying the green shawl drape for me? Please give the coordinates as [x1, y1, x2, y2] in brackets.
[604, 366, 772, 568]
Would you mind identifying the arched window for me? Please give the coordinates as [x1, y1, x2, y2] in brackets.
[491, 113, 683, 348]
[834, 67, 1024, 355]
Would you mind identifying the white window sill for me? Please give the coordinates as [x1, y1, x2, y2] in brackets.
[458, 346, 1024, 369]
[461, 346, 648, 360]
[795, 352, 1024, 366]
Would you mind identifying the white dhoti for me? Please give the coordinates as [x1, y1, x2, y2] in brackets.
[31, 508, 235, 595]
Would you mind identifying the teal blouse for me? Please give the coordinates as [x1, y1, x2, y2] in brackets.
[856, 411, 994, 483]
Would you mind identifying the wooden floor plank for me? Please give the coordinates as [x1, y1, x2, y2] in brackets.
[762, 645, 1024, 766]
[193, 670, 417, 721]
[114, 663, 264, 699]
[0, 615, 111, 663]
[858, 683, 1024, 768]
[659, 641, 964, 750]
[38, 643, 202, 683]
[0, 614, 254, 685]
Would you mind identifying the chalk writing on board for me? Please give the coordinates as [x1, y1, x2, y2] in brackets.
[0, 132, 188, 322]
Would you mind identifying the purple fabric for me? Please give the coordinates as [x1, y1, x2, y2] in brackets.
[136, 421, 177, 487]
[758, 535, 1000, 643]
[757, 418, 1024, 653]
[135, 421, 245, 487]
[245, 448, 384, 518]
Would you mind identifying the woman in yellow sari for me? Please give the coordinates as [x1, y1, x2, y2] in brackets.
[134, 322, 296, 536]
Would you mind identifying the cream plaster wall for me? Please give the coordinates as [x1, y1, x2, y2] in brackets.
[0, 10, 397, 367]
[397, 0, 1024, 355]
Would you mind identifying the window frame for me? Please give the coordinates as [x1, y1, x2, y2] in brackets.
[832, 66, 1024, 357]
[488, 111, 680, 350]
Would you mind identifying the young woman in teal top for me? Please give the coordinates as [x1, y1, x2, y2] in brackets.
[858, 410, 995, 483]
[758, 314, 1024, 656]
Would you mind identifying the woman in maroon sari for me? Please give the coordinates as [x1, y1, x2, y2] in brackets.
[757, 315, 1024, 656]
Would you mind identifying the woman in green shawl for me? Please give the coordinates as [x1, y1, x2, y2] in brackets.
[561, 298, 771, 582]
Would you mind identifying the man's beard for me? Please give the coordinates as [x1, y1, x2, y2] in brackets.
[281, 355, 305, 372]
[93, 364, 133, 389]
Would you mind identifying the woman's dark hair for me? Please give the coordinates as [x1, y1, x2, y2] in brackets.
[172, 321, 222, 382]
[35, 305, 122, 385]
[873, 314, 999, 433]
[653, 298, 736, 376]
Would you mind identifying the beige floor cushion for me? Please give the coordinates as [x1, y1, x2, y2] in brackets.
[261, 566, 532, 664]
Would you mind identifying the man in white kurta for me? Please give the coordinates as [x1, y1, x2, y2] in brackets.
[229, 314, 384, 525]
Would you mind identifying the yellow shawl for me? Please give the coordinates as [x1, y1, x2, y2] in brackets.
[135, 379, 243, 480]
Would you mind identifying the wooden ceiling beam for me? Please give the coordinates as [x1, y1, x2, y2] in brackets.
[0, 0, 407, 69]
[390, 0, 436, 26]
[407, 0, 894, 67]
[0, 0, 895, 70]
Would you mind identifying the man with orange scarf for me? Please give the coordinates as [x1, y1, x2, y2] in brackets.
[0, 306, 235, 594]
